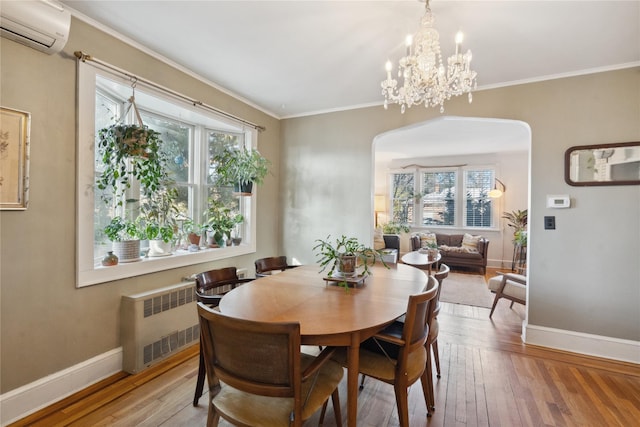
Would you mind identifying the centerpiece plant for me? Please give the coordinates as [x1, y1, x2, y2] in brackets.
[313, 235, 386, 286]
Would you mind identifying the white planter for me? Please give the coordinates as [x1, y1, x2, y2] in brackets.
[148, 239, 172, 257]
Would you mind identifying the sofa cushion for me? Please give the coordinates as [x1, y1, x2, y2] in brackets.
[462, 233, 481, 252]
[417, 232, 437, 248]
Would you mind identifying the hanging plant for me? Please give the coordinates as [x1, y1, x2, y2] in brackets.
[96, 97, 171, 207]
[212, 146, 270, 190]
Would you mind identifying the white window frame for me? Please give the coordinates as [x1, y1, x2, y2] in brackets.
[76, 62, 256, 287]
[388, 165, 500, 230]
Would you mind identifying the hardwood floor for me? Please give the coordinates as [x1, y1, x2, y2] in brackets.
[11, 268, 640, 426]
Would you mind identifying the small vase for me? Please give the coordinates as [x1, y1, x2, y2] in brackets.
[101, 251, 119, 267]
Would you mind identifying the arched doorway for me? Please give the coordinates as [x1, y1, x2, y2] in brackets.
[372, 116, 531, 309]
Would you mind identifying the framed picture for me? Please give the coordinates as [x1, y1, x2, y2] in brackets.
[0, 106, 31, 210]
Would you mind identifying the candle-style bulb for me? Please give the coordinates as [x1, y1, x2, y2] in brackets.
[455, 31, 464, 45]
[455, 31, 464, 55]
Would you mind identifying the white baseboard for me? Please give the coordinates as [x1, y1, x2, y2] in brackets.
[524, 323, 640, 364]
[0, 347, 123, 426]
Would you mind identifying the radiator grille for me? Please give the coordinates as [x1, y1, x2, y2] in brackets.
[121, 269, 247, 374]
[142, 323, 199, 365]
[143, 286, 196, 318]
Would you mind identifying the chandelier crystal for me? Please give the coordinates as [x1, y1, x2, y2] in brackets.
[381, 0, 477, 113]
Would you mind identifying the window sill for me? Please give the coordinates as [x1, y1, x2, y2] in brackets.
[77, 243, 255, 288]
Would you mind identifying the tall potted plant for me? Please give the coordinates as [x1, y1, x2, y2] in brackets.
[213, 146, 270, 195]
[140, 188, 178, 256]
[502, 209, 528, 245]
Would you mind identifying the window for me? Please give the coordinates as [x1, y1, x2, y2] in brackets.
[389, 166, 497, 229]
[77, 63, 257, 287]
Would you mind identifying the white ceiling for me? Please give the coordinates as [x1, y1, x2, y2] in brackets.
[61, 1, 640, 120]
[59, 1, 638, 159]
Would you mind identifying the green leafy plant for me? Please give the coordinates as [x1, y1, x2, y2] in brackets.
[514, 230, 527, 247]
[140, 188, 179, 242]
[313, 235, 386, 281]
[96, 123, 171, 206]
[502, 209, 528, 246]
[213, 146, 270, 187]
[502, 209, 527, 231]
[381, 221, 410, 234]
[103, 216, 145, 242]
[205, 197, 244, 245]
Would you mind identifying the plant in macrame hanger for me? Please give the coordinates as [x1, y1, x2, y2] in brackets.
[96, 80, 171, 208]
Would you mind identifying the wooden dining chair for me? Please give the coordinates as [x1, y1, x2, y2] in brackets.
[430, 263, 450, 379]
[333, 275, 439, 425]
[197, 302, 344, 427]
[254, 256, 299, 277]
[192, 267, 254, 407]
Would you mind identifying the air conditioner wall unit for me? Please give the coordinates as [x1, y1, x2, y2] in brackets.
[0, 0, 71, 54]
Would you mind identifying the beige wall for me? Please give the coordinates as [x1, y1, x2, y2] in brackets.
[281, 68, 640, 341]
[0, 19, 282, 393]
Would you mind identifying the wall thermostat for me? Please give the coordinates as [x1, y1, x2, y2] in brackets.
[547, 195, 570, 208]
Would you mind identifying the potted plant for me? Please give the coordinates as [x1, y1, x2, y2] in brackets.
[140, 188, 178, 256]
[212, 146, 270, 195]
[313, 235, 386, 281]
[205, 197, 244, 247]
[502, 209, 528, 245]
[104, 216, 145, 262]
[96, 121, 171, 206]
[183, 218, 207, 247]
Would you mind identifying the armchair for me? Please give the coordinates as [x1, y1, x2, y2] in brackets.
[487, 272, 527, 318]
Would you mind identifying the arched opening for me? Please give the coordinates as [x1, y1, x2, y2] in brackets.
[372, 116, 531, 317]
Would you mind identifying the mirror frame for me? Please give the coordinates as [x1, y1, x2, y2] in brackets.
[564, 141, 640, 186]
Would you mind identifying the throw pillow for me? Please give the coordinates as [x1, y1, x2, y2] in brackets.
[419, 232, 437, 248]
[461, 233, 480, 252]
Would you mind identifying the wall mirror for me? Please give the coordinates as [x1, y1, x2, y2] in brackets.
[565, 141, 640, 186]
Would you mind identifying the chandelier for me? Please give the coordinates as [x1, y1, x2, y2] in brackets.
[381, 0, 477, 113]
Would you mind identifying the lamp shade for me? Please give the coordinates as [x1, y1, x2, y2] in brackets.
[488, 178, 506, 198]
[488, 188, 503, 198]
[374, 195, 386, 211]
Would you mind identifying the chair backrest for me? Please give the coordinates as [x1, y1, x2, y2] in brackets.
[397, 276, 439, 365]
[195, 267, 248, 305]
[197, 303, 303, 414]
[255, 256, 296, 276]
[433, 263, 450, 316]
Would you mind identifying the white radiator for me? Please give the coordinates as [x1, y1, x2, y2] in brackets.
[120, 269, 247, 374]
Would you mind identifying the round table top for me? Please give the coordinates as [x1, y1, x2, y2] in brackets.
[218, 263, 427, 343]
[401, 250, 442, 267]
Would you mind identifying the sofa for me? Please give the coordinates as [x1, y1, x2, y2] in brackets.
[410, 232, 489, 274]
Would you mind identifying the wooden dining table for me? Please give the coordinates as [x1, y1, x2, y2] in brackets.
[218, 262, 427, 426]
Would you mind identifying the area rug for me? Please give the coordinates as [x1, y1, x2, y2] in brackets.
[439, 272, 494, 308]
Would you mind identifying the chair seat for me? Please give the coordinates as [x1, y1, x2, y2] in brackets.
[333, 345, 426, 383]
[212, 353, 344, 426]
[488, 273, 526, 292]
